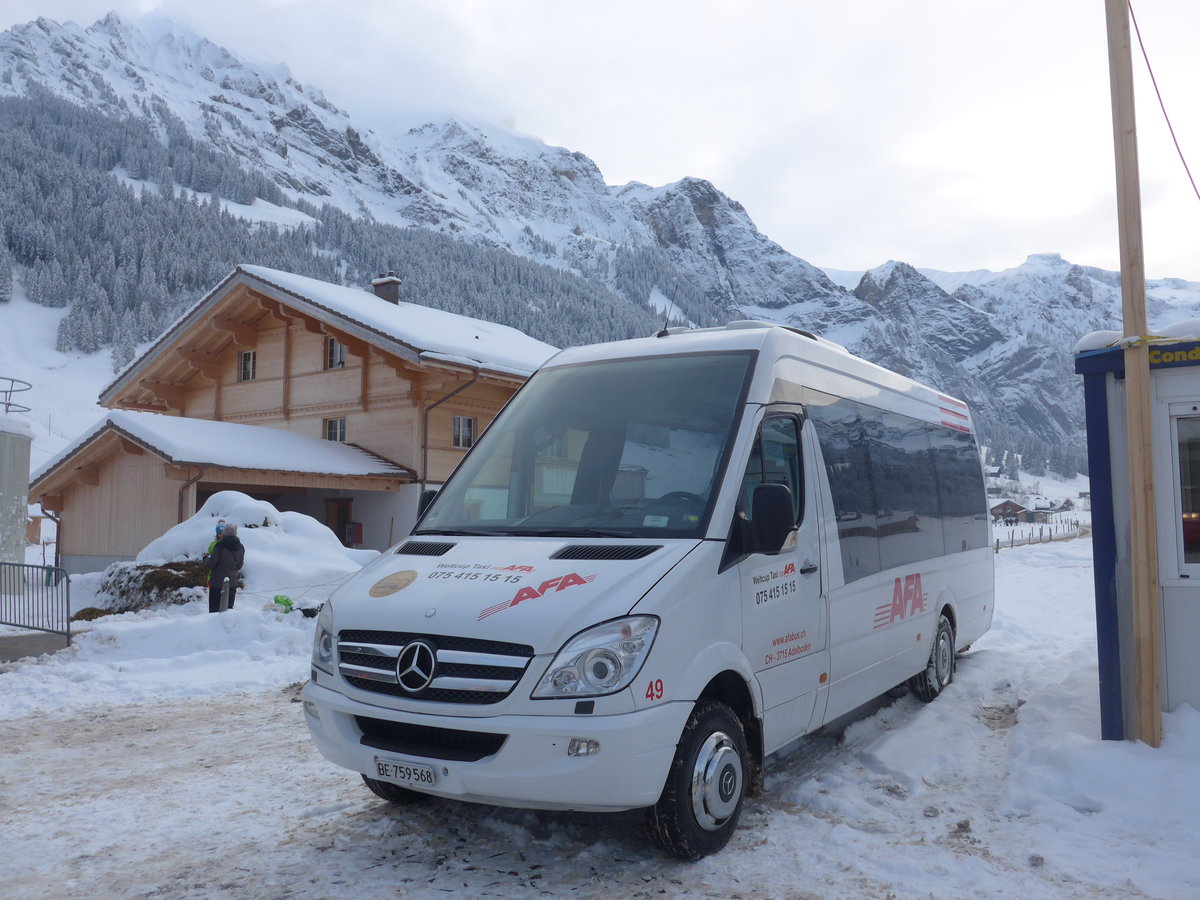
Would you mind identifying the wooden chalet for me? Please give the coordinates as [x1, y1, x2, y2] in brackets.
[30, 266, 557, 573]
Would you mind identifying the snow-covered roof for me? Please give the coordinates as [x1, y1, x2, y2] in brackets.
[31, 410, 413, 485]
[1076, 318, 1200, 354]
[100, 265, 560, 407]
[990, 498, 1025, 508]
[237, 265, 559, 376]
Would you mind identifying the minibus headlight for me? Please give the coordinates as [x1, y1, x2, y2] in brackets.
[533, 616, 659, 699]
[312, 601, 336, 675]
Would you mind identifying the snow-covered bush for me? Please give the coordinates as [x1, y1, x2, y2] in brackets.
[90, 558, 210, 613]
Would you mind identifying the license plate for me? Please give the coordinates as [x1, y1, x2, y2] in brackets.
[374, 756, 437, 787]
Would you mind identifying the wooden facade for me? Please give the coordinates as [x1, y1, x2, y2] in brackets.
[32, 267, 550, 571]
[101, 277, 525, 484]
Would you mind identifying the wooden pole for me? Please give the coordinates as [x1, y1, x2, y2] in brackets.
[1105, 0, 1162, 747]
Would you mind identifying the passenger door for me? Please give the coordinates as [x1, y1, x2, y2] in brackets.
[736, 413, 829, 752]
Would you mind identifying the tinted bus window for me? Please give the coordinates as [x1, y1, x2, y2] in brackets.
[805, 393, 881, 582]
[869, 411, 943, 570]
[930, 427, 989, 552]
[807, 389, 986, 583]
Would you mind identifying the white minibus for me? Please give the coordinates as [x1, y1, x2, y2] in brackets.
[303, 321, 994, 858]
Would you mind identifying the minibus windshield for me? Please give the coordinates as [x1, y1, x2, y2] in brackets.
[417, 351, 755, 539]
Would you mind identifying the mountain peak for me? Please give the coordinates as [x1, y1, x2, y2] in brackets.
[1022, 252, 1068, 271]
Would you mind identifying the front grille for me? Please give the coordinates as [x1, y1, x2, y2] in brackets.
[337, 630, 535, 705]
[551, 544, 662, 560]
[356, 716, 507, 762]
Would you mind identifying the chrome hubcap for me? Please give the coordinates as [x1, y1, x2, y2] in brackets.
[690, 731, 743, 831]
[936, 631, 953, 684]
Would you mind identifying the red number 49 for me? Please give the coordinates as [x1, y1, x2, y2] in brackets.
[644, 678, 665, 701]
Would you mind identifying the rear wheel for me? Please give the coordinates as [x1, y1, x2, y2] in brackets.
[909, 614, 955, 702]
[361, 774, 427, 804]
[644, 699, 747, 860]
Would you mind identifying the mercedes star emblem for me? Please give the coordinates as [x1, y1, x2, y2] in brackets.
[395, 640, 437, 692]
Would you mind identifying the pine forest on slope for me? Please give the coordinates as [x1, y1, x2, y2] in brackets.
[4, 12, 1200, 480]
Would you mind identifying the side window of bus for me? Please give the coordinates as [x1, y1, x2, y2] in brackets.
[930, 427, 989, 552]
[741, 416, 803, 524]
[806, 394, 882, 582]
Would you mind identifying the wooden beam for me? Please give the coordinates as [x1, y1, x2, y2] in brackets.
[74, 467, 99, 486]
[140, 380, 187, 410]
[282, 319, 292, 420]
[361, 348, 371, 411]
[301, 316, 327, 336]
[163, 464, 191, 482]
[174, 347, 223, 380]
[1106, 0, 1161, 748]
[210, 315, 257, 347]
[118, 438, 145, 456]
[258, 297, 290, 323]
[323, 328, 368, 359]
[38, 494, 63, 511]
[120, 400, 169, 413]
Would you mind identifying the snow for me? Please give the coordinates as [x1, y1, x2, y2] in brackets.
[0, 411, 32, 438]
[1075, 329, 1124, 353]
[237, 265, 559, 377]
[1076, 318, 1200, 354]
[112, 167, 320, 230]
[30, 409, 410, 484]
[2, 533, 1198, 897]
[0, 286, 112, 473]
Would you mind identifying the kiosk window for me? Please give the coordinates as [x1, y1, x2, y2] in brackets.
[1176, 416, 1200, 563]
[742, 417, 803, 524]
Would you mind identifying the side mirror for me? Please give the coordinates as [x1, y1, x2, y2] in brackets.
[417, 489, 438, 516]
[751, 483, 794, 553]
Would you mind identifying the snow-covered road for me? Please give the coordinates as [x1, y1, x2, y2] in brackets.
[2, 539, 1198, 899]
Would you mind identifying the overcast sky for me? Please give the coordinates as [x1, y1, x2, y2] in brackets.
[4, 0, 1200, 281]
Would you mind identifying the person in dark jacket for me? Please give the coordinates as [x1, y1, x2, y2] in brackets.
[205, 523, 245, 612]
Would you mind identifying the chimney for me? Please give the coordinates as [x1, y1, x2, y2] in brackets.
[371, 271, 402, 304]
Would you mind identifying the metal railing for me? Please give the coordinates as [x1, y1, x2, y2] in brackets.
[0, 563, 71, 640]
[1, 376, 32, 413]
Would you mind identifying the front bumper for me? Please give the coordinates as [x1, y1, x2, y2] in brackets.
[302, 679, 690, 812]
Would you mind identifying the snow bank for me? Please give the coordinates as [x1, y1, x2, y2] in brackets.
[137, 490, 378, 607]
[0, 602, 315, 716]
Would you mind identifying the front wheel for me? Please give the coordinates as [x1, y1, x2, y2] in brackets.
[909, 614, 955, 702]
[644, 699, 747, 860]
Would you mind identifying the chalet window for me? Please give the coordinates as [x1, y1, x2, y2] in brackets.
[238, 350, 257, 382]
[453, 415, 476, 449]
[324, 336, 346, 370]
[324, 417, 347, 442]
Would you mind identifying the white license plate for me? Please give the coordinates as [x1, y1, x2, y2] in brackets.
[374, 756, 436, 787]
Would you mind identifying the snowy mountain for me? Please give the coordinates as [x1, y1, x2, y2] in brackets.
[0, 12, 839, 316]
[5, 12, 1200, 474]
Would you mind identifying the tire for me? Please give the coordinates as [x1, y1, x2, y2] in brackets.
[644, 699, 748, 860]
[909, 614, 955, 702]
[361, 774, 427, 804]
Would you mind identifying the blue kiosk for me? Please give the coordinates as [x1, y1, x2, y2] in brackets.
[1076, 330, 1200, 739]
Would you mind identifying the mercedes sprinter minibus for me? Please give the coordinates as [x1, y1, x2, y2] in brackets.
[302, 321, 994, 858]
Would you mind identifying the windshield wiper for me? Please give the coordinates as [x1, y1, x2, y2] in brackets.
[503, 527, 638, 538]
[413, 528, 497, 536]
